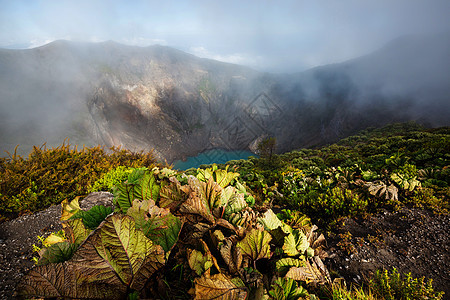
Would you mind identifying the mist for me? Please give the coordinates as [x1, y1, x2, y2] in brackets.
[0, 1, 450, 159]
[2, 0, 450, 72]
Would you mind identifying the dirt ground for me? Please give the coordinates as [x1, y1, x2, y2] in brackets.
[0, 192, 114, 299]
[326, 207, 449, 299]
[0, 194, 448, 299]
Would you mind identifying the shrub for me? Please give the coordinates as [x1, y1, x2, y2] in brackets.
[0, 143, 159, 219]
[369, 268, 444, 300]
[88, 165, 134, 193]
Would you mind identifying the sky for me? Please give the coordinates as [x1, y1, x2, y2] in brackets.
[1, 0, 450, 72]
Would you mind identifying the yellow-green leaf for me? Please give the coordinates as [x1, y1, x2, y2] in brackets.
[194, 272, 247, 299]
[237, 228, 272, 261]
[283, 229, 309, 257]
[64, 218, 91, 246]
[187, 249, 214, 276]
[60, 197, 81, 221]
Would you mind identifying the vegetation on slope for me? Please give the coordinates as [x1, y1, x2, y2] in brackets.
[0, 142, 159, 221]
[214, 122, 449, 229]
[1, 122, 448, 299]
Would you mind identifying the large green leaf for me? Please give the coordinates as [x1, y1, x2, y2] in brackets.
[283, 229, 310, 257]
[137, 168, 161, 202]
[113, 168, 160, 214]
[193, 272, 247, 299]
[69, 205, 112, 229]
[179, 176, 220, 223]
[70, 214, 165, 291]
[275, 258, 306, 276]
[223, 190, 247, 220]
[197, 165, 240, 188]
[127, 199, 183, 256]
[37, 241, 77, 266]
[64, 218, 91, 246]
[391, 173, 421, 191]
[17, 214, 165, 299]
[268, 277, 308, 300]
[237, 228, 272, 261]
[187, 249, 214, 276]
[258, 209, 292, 234]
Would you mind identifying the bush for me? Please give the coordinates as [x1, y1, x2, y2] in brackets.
[0, 143, 159, 219]
[369, 268, 444, 300]
[287, 186, 368, 228]
[88, 165, 134, 193]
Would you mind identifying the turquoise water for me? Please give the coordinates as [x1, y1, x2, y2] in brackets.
[173, 149, 257, 170]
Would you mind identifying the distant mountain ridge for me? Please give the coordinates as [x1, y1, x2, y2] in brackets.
[0, 33, 449, 161]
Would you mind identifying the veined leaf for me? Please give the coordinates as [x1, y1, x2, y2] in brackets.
[275, 258, 306, 276]
[149, 213, 182, 256]
[72, 214, 165, 290]
[237, 228, 272, 261]
[137, 169, 161, 202]
[113, 168, 160, 214]
[188, 249, 214, 276]
[366, 181, 398, 201]
[197, 165, 240, 188]
[159, 176, 188, 209]
[285, 257, 331, 285]
[223, 191, 247, 219]
[179, 176, 219, 223]
[17, 214, 165, 299]
[219, 236, 243, 274]
[60, 197, 81, 221]
[41, 233, 67, 247]
[17, 262, 126, 299]
[69, 205, 112, 229]
[391, 173, 421, 191]
[64, 218, 91, 246]
[127, 199, 183, 256]
[193, 272, 247, 300]
[268, 277, 308, 300]
[37, 241, 77, 266]
[258, 209, 292, 234]
[283, 229, 309, 257]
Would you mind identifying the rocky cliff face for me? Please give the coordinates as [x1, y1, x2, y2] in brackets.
[1, 34, 449, 161]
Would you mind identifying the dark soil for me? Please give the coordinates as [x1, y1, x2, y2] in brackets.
[326, 207, 450, 299]
[0, 192, 114, 299]
[0, 194, 448, 299]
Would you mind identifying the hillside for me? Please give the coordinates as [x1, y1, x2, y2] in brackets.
[1, 33, 449, 161]
[0, 122, 448, 299]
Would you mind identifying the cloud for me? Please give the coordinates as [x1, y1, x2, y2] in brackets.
[189, 46, 265, 68]
[121, 37, 168, 47]
[1, 0, 450, 72]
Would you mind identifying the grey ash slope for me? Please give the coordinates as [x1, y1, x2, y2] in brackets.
[1, 33, 449, 161]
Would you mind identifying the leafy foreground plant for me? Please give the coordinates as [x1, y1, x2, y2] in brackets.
[17, 166, 331, 299]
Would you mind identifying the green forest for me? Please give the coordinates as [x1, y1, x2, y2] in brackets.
[1, 122, 448, 299]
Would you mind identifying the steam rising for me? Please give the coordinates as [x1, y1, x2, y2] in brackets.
[0, 1, 449, 158]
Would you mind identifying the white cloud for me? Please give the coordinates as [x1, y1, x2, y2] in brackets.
[28, 38, 57, 48]
[121, 37, 168, 47]
[188, 46, 264, 68]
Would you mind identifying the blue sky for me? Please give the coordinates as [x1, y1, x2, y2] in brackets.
[1, 0, 450, 72]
